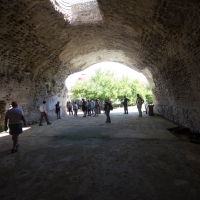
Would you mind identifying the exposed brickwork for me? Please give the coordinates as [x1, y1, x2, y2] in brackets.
[0, 0, 200, 132]
[0, 101, 6, 132]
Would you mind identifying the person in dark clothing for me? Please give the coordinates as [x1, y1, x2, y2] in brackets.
[55, 101, 61, 119]
[82, 99, 87, 117]
[123, 96, 130, 114]
[104, 99, 112, 123]
[87, 100, 91, 116]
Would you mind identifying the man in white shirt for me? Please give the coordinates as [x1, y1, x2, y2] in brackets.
[39, 101, 51, 126]
[4, 101, 26, 153]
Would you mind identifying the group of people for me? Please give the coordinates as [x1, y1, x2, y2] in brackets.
[81, 99, 102, 117]
[123, 94, 144, 117]
[4, 94, 144, 154]
[66, 99, 102, 117]
[81, 98, 112, 123]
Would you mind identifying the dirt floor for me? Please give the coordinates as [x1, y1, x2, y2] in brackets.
[1, 107, 200, 200]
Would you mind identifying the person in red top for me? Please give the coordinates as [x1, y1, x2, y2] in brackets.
[4, 101, 26, 153]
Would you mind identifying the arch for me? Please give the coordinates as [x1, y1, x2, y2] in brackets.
[0, 0, 199, 132]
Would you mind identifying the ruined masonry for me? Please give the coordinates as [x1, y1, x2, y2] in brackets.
[0, 0, 200, 132]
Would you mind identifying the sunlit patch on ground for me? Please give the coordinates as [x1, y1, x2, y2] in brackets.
[0, 132, 9, 137]
[0, 127, 31, 137]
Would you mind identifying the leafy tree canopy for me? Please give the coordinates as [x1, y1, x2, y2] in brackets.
[71, 68, 153, 105]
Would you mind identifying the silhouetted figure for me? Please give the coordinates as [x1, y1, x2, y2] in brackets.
[55, 101, 61, 119]
[123, 96, 130, 114]
[98, 99, 101, 114]
[66, 101, 69, 112]
[136, 94, 144, 117]
[91, 100, 95, 115]
[94, 99, 99, 117]
[87, 100, 91, 116]
[104, 99, 112, 123]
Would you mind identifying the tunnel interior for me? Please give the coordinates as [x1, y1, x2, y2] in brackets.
[0, 0, 200, 132]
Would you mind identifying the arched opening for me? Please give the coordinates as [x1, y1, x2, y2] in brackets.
[64, 61, 152, 115]
[1, 1, 200, 198]
[0, 0, 199, 132]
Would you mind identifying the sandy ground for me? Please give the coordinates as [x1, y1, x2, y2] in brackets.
[1, 107, 200, 200]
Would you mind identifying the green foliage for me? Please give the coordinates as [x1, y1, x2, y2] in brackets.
[71, 68, 153, 105]
[145, 94, 153, 104]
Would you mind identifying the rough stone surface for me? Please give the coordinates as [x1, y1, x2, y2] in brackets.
[0, 101, 6, 131]
[0, 0, 200, 131]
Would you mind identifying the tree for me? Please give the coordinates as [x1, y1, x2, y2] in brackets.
[71, 68, 153, 105]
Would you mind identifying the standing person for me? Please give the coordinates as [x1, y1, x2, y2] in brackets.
[123, 96, 130, 114]
[91, 100, 95, 115]
[66, 101, 69, 113]
[104, 99, 112, 123]
[136, 94, 144, 117]
[82, 99, 87, 117]
[94, 99, 99, 117]
[55, 101, 61, 119]
[39, 101, 51, 126]
[73, 101, 78, 117]
[87, 100, 91, 116]
[4, 101, 27, 153]
[68, 101, 73, 116]
[98, 99, 101, 114]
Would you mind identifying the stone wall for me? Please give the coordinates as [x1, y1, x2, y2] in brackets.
[71, 1, 102, 25]
[0, 101, 6, 132]
[0, 0, 200, 132]
[0, 73, 68, 125]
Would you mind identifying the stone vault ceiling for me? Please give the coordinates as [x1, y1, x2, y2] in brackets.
[0, 0, 200, 131]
